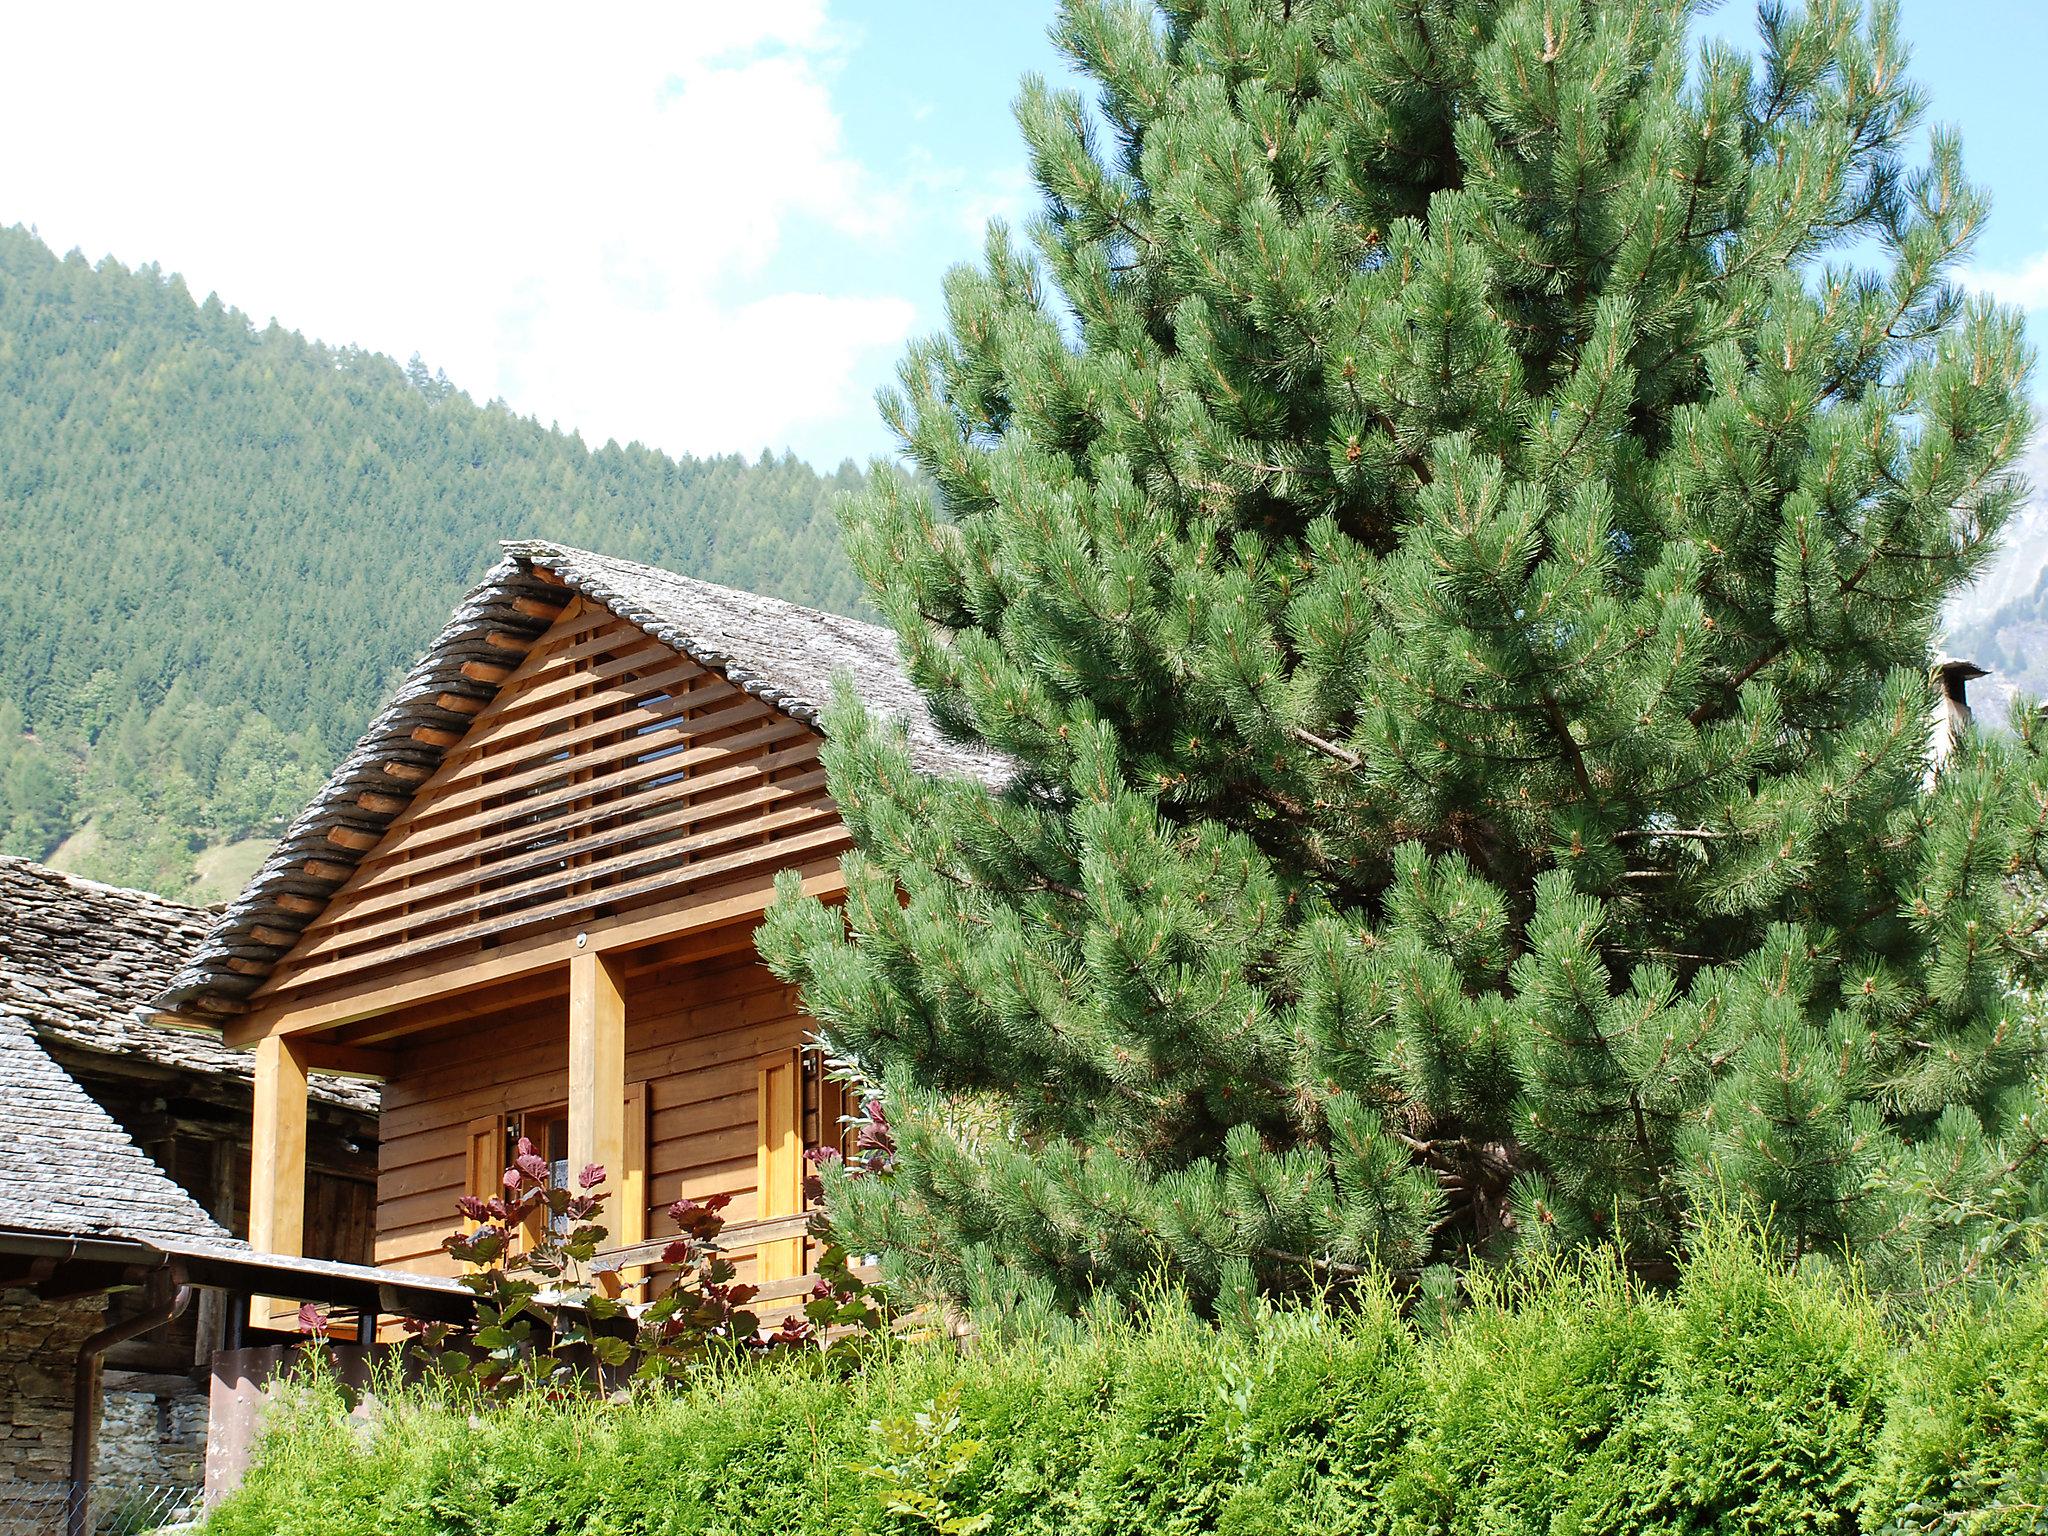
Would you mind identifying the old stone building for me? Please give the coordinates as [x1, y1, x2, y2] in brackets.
[0, 858, 381, 1529]
[0, 1016, 225, 1530]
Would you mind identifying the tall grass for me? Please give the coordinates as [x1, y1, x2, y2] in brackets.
[205, 1229, 2048, 1536]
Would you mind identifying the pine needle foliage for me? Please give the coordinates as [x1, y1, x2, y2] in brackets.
[758, 0, 2047, 1310]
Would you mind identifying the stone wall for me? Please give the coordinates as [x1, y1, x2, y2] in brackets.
[0, 1289, 211, 1533]
[96, 1372, 208, 1498]
[0, 1286, 105, 1534]
[0, 1287, 103, 1484]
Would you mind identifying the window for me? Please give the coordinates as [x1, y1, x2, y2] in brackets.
[476, 1105, 570, 1241]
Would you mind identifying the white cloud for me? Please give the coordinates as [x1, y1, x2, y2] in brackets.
[1966, 249, 2048, 312]
[0, 0, 914, 460]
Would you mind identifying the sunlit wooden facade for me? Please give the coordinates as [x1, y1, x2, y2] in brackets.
[156, 542, 1002, 1305]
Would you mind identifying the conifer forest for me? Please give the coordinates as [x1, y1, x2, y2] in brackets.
[0, 225, 865, 896]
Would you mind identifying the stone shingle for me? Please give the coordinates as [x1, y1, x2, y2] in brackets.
[0, 1016, 226, 1243]
[0, 857, 372, 1112]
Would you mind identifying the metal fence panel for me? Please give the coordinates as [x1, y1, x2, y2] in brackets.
[0, 1480, 201, 1535]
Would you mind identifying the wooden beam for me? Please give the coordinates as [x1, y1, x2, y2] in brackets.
[327, 969, 570, 1046]
[435, 692, 487, 715]
[295, 1041, 397, 1080]
[225, 860, 847, 1046]
[484, 630, 536, 652]
[378, 761, 434, 783]
[569, 950, 626, 1207]
[512, 597, 567, 620]
[250, 1033, 309, 1325]
[326, 825, 382, 851]
[302, 858, 354, 883]
[250, 1033, 308, 1255]
[411, 725, 464, 747]
[461, 660, 515, 684]
[248, 924, 301, 948]
[356, 791, 408, 816]
[274, 893, 326, 916]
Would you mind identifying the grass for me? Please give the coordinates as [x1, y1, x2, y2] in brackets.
[187, 836, 276, 903]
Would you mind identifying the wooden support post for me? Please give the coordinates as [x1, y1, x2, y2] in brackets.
[756, 1049, 803, 1283]
[249, 1033, 309, 1328]
[568, 950, 626, 1204]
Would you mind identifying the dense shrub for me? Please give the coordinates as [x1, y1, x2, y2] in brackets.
[206, 1234, 2048, 1536]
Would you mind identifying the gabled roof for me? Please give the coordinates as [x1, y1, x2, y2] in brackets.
[0, 1015, 228, 1244]
[0, 857, 375, 1112]
[157, 541, 1008, 1024]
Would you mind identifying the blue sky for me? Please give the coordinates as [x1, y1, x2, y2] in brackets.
[0, 2, 2040, 472]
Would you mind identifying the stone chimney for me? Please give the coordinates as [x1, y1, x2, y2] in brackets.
[1928, 655, 1989, 778]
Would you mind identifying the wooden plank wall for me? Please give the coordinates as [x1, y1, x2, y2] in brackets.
[375, 950, 813, 1277]
[259, 596, 850, 1012]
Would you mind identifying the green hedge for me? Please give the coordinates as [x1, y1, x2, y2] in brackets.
[204, 1234, 2048, 1536]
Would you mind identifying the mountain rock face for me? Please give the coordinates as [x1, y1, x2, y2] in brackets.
[0, 226, 864, 893]
[1948, 437, 2048, 715]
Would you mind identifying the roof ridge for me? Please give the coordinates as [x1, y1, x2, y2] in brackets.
[504, 538, 896, 628]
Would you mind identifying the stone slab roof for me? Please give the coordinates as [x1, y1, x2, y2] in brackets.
[0, 856, 374, 1112]
[0, 1015, 229, 1243]
[507, 541, 1008, 787]
[157, 541, 1009, 1024]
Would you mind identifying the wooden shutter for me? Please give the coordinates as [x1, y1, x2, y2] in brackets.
[756, 1050, 803, 1282]
[464, 1114, 505, 1215]
[618, 1081, 649, 1298]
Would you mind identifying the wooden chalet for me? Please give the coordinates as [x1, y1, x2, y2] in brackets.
[155, 542, 1003, 1305]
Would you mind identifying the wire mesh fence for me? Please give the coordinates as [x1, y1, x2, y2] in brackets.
[0, 1479, 202, 1535]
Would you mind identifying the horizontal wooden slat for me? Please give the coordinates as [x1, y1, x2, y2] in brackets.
[414, 628, 680, 768]
[594, 1212, 815, 1273]
[338, 674, 751, 873]
[340, 738, 824, 903]
[400, 691, 778, 827]
[403, 658, 718, 809]
[290, 794, 836, 966]
[307, 768, 829, 941]
[364, 714, 809, 874]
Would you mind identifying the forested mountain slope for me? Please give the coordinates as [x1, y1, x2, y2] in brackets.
[0, 226, 864, 895]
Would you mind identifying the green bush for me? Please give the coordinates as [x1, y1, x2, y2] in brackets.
[206, 1235, 2048, 1536]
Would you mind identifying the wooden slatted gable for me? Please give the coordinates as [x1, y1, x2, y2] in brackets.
[257, 598, 849, 1005]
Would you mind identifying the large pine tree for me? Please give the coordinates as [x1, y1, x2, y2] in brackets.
[760, 0, 2046, 1309]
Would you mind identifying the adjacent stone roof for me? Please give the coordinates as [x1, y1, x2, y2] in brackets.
[0, 1015, 229, 1243]
[157, 541, 1010, 1023]
[0, 856, 374, 1112]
